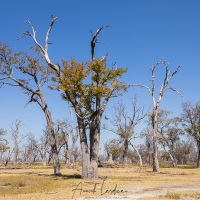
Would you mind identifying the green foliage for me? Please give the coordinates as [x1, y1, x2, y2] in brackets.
[0, 128, 9, 153]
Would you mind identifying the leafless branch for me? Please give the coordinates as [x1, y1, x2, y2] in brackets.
[128, 84, 152, 95]
[91, 24, 110, 61]
[166, 87, 183, 97]
[45, 15, 59, 52]
[170, 66, 181, 79]
[18, 16, 60, 75]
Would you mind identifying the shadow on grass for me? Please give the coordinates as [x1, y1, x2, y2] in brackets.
[60, 174, 82, 179]
[36, 173, 82, 179]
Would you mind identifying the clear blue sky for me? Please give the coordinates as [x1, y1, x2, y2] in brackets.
[1, 1, 200, 147]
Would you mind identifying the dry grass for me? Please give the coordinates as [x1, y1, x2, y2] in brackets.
[0, 163, 200, 199]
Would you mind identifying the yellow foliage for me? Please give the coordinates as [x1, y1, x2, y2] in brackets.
[52, 57, 127, 117]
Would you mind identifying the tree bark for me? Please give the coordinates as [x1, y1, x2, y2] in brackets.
[89, 119, 100, 178]
[42, 135, 47, 166]
[78, 116, 100, 179]
[132, 145, 143, 167]
[44, 107, 60, 175]
[35, 79, 60, 175]
[123, 138, 128, 168]
[152, 110, 160, 172]
[78, 119, 91, 178]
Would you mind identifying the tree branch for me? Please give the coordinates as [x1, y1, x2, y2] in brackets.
[128, 84, 152, 95]
[18, 16, 60, 76]
[91, 24, 110, 61]
[45, 15, 59, 52]
[166, 87, 183, 97]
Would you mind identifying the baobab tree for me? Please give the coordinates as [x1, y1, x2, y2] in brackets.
[129, 61, 182, 172]
[0, 43, 60, 175]
[56, 58, 127, 178]
[20, 16, 127, 178]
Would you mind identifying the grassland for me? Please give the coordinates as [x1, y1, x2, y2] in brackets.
[0, 163, 200, 200]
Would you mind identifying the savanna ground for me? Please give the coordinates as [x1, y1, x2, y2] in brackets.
[0, 163, 200, 200]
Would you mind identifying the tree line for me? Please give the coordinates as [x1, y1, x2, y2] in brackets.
[0, 16, 199, 179]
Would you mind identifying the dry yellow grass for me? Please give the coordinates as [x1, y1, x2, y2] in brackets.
[0, 164, 200, 200]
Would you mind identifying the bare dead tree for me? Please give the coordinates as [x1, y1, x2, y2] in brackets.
[20, 133, 40, 166]
[129, 61, 182, 172]
[10, 119, 26, 168]
[105, 97, 147, 168]
[0, 44, 60, 175]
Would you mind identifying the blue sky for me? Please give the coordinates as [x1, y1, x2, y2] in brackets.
[1, 1, 200, 147]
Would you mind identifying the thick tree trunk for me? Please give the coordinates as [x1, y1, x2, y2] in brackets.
[78, 119, 91, 178]
[152, 111, 160, 172]
[152, 137, 159, 172]
[44, 108, 60, 175]
[78, 117, 100, 179]
[89, 120, 100, 179]
[35, 78, 60, 175]
[42, 137, 47, 166]
[123, 138, 128, 168]
[50, 128, 60, 175]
